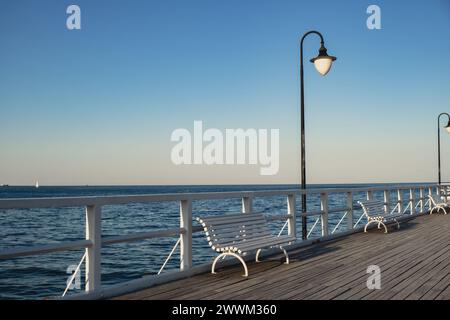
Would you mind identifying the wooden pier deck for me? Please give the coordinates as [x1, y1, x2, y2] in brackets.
[115, 214, 450, 300]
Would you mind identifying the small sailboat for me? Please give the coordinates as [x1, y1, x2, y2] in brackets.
[35, 181, 39, 188]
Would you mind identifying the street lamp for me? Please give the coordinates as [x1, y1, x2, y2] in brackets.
[437, 113, 450, 185]
[300, 31, 336, 239]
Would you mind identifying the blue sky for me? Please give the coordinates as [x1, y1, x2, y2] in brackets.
[0, 0, 450, 185]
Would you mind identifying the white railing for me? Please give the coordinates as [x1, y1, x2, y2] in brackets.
[63, 252, 86, 297]
[0, 183, 447, 299]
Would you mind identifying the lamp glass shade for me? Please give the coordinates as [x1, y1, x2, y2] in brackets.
[445, 124, 450, 134]
[313, 57, 334, 76]
[310, 45, 336, 76]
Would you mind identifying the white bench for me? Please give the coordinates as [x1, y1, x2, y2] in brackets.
[197, 213, 296, 277]
[429, 194, 448, 214]
[358, 200, 403, 233]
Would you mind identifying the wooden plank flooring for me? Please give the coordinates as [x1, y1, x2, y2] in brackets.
[115, 214, 450, 300]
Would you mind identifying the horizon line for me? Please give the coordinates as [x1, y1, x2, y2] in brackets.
[0, 181, 444, 188]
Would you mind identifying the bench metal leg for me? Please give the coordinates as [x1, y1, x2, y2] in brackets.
[430, 205, 447, 214]
[364, 220, 388, 233]
[255, 249, 262, 262]
[280, 246, 289, 264]
[380, 221, 388, 233]
[364, 220, 376, 232]
[212, 252, 248, 277]
[255, 247, 289, 264]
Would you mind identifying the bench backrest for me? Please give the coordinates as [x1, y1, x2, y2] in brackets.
[196, 213, 271, 250]
[358, 200, 387, 218]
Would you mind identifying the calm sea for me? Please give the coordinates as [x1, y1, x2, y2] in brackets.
[0, 184, 422, 299]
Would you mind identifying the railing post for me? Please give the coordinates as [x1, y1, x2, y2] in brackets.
[180, 199, 192, 271]
[287, 194, 296, 237]
[320, 193, 329, 237]
[242, 195, 253, 214]
[410, 188, 416, 215]
[85, 205, 102, 293]
[397, 189, 403, 213]
[346, 192, 353, 230]
[367, 190, 374, 200]
[428, 187, 433, 210]
[419, 188, 424, 213]
[383, 190, 390, 214]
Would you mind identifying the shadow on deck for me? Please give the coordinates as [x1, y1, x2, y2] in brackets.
[114, 214, 450, 300]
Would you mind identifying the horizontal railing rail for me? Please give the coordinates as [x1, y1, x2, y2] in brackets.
[0, 183, 447, 299]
